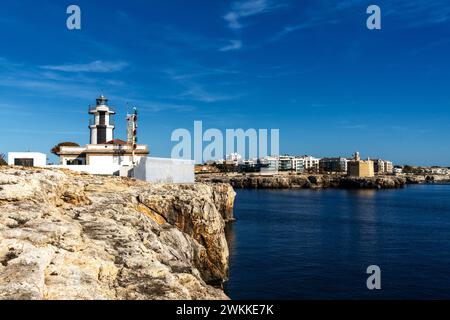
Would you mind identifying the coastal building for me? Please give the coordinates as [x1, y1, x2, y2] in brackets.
[431, 167, 450, 175]
[278, 155, 293, 171]
[258, 156, 279, 175]
[373, 159, 394, 174]
[225, 153, 243, 166]
[300, 156, 320, 172]
[385, 161, 394, 174]
[319, 157, 348, 173]
[7, 152, 47, 167]
[292, 157, 305, 173]
[6, 95, 194, 183]
[347, 152, 375, 178]
[373, 159, 385, 174]
[56, 96, 149, 166]
[238, 159, 259, 173]
[244, 158, 257, 166]
[394, 166, 403, 174]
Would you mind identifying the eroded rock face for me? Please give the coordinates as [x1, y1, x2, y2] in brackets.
[0, 167, 235, 300]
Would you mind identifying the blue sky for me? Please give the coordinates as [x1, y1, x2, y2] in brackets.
[0, 0, 449, 165]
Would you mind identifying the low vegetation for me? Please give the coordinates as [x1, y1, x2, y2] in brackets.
[0, 153, 7, 166]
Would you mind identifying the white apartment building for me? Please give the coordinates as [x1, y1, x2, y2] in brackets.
[292, 157, 305, 173]
[384, 161, 394, 174]
[301, 156, 320, 171]
[278, 155, 293, 171]
[258, 156, 279, 175]
[374, 159, 394, 174]
[225, 153, 243, 166]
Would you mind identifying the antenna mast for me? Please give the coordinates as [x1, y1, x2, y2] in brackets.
[126, 107, 138, 165]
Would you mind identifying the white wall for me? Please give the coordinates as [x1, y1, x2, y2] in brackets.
[88, 155, 115, 166]
[7, 152, 47, 167]
[50, 156, 194, 182]
[48, 164, 122, 175]
[87, 155, 143, 166]
[134, 157, 195, 183]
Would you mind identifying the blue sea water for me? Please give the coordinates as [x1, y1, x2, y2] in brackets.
[224, 185, 450, 299]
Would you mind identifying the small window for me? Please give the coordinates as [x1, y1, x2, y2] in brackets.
[14, 158, 34, 167]
[67, 159, 83, 165]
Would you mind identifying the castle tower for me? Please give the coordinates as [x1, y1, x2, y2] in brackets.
[89, 95, 115, 144]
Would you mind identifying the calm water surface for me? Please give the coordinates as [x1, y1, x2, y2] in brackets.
[224, 185, 450, 299]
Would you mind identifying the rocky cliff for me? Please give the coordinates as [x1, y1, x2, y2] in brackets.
[404, 174, 450, 184]
[0, 167, 235, 300]
[197, 173, 407, 189]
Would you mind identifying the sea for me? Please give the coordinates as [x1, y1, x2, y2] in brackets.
[224, 184, 450, 299]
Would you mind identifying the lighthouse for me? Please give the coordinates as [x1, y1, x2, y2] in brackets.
[56, 95, 149, 168]
[89, 95, 115, 144]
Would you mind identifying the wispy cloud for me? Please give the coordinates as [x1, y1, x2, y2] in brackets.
[270, 0, 450, 43]
[224, 0, 282, 30]
[166, 67, 239, 80]
[0, 57, 223, 113]
[271, 19, 339, 42]
[176, 84, 239, 103]
[41, 60, 128, 73]
[219, 40, 243, 51]
[114, 98, 195, 113]
[165, 68, 241, 103]
[0, 58, 124, 101]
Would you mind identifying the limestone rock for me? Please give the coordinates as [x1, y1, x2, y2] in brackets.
[0, 167, 235, 300]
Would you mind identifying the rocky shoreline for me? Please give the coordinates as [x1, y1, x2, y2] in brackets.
[196, 173, 450, 189]
[404, 174, 450, 184]
[0, 167, 235, 300]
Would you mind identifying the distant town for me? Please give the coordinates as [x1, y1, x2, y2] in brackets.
[196, 153, 450, 177]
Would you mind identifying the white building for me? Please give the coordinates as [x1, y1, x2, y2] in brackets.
[394, 167, 403, 174]
[56, 96, 149, 167]
[373, 159, 394, 174]
[384, 161, 394, 174]
[7, 95, 195, 183]
[430, 167, 450, 175]
[258, 156, 279, 175]
[292, 157, 305, 173]
[299, 156, 320, 172]
[134, 157, 195, 183]
[57, 142, 149, 166]
[278, 155, 293, 171]
[8, 152, 47, 167]
[225, 153, 243, 166]
[52, 95, 194, 183]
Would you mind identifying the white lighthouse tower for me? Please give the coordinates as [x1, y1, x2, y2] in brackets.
[89, 95, 115, 144]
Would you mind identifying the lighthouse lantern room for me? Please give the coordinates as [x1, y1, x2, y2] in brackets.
[89, 95, 115, 144]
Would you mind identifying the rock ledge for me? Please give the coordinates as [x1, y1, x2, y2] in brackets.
[0, 167, 235, 300]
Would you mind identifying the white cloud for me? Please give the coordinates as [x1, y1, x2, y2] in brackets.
[178, 84, 236, 103]
[40, 60, 128, 73]
[165, 68, 242, 103]
[271, 19, 339, 42]
[224, 0, 278, 29]
[219, 40, 243, 52]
